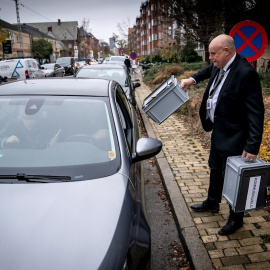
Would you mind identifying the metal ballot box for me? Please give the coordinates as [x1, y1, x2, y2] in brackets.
[223, 156, 270, 213]
[142, 75, 189, 125]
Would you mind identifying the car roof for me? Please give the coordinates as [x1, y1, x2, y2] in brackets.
[0, 78, 110, 97]
[81, 64, 127, 70]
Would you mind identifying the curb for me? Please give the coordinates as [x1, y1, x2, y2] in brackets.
[136, 84, 214, 270]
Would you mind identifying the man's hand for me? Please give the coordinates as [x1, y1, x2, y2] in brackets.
[242, 150, 257, 162]
[180, 78, 195, 91]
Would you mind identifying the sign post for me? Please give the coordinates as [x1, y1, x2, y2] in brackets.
[229, 20, 268, 62]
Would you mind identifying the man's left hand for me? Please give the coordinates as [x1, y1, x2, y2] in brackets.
[241, 150, 257, 162]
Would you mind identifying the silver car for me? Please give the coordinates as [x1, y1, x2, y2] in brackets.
[0, 78, 162, 270]
[75, 64, 140, 106]
[41, 63, 65, 77]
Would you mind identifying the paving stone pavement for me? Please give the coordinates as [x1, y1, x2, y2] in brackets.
[135, 77, 270, 270]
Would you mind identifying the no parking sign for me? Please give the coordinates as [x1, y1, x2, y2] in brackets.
[229, 20, 268, 62]
[130, 52, 137, 60]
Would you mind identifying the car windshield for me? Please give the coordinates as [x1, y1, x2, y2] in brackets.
[0, 96, 120, 181]
[56, 58, 70, 65]
[76, 68, 127, 86]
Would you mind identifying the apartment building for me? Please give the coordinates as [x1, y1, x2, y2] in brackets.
[26, 20, 78, 58]
[78, 26, 100, 59]
[0, 19, 32, 59]
[0, 19, 57, 60]
[128, 0, 174, 57]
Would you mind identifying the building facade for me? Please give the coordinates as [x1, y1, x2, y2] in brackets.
[26, 20, 78, 59]
[0, 19, 32, 59]
[128, 0, 174, 58]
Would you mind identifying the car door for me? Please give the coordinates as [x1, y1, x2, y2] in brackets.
[54, 64, 61, 77]
[115, 84, 140, 197]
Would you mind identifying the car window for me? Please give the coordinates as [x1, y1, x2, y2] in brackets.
[0, 96, 120, 181]
[115, 85, 133, 149]
[56, 58, 70, 65]
[28, 60, 37, 69]
[76, 68, 127, 86]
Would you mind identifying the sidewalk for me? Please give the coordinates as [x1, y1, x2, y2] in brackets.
[135, 77, 270, 270]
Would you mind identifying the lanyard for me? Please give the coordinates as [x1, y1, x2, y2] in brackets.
[208, 63, 232, 98]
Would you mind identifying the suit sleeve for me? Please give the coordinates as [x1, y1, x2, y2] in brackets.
[192, 64, 214, 83]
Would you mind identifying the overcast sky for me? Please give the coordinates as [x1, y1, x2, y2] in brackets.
[1, 0, 143, 43]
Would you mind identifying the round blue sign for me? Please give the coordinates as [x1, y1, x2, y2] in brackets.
[230, 20, 268, 62]
[130, 52, 137, 60]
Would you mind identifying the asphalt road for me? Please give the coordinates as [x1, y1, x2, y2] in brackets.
[143, 156, 191, 270]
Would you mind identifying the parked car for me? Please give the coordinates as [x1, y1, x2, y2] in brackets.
[97, 58, 104, 64]
[77, 58, 91, 65]
[75, 64, 140, 106]
[0, 78, 162, 270]
[55, 57, 79, 75]
[0, 58, 45, 81]
[90, 59, 98, 65]
[41, 63, 65, 77]
[106, 56, 126, 64]
[76, 61, 88, 70]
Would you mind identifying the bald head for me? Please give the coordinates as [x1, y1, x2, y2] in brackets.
[209, 34, 236, 68]
[211, 34, 236, 53]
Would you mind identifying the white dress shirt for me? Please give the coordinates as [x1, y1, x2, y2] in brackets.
[209, 54, 236, 122]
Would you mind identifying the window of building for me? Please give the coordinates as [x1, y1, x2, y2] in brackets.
[141, 30, 146, 36]
[142, 9, 146, 14]
[152, 33, 157, 41]
[148, 9, 151, 16]
[151, 4, 157, 11]
[149, 36, 152, 43]
[159, 32, 163, 39]
[152, 19, 157, 26]
[148, 23, 151, 29]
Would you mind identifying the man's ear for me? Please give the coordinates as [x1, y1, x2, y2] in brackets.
[224, 47, 229, 55]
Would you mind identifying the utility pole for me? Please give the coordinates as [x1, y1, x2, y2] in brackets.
[14, 0, 24, 57]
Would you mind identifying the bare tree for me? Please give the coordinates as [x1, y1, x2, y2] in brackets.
[79, 18, 91, 58]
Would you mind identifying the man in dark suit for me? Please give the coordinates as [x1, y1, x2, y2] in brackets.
[180, 34, 264, 235]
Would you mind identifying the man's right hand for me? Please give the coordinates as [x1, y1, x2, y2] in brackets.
[180, 78, 195, 91]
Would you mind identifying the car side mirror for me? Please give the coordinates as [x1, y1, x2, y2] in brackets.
[133, 82, 141, 89]
[132, 138, 162, 163]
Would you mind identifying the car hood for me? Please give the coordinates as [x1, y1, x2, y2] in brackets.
[0, 174, 132, 270]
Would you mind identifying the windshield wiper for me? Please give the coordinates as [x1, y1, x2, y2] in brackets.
[0, 173, 71, 183]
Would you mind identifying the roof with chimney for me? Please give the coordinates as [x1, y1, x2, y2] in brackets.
[25, 20, 78, 41]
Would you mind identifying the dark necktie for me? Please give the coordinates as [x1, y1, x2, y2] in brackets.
[209, 68, 225, 98]
[206, 68, 225, 120]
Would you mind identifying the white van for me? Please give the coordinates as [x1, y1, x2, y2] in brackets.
[0, 58, 45, 82]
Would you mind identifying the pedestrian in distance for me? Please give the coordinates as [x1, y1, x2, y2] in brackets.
[180, 34, 264, 236]
[124, 56, 131, 72]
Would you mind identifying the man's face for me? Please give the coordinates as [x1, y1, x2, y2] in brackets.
[209, 43, 228, 69]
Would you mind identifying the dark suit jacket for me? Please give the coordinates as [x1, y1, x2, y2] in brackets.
[192, 54, 264, 157]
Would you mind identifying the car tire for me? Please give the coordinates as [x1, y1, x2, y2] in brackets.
[53, 73, 56, 77]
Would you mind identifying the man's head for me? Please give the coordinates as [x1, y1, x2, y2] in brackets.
[209, 34, 236, 68]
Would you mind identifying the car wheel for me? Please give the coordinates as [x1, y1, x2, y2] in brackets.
[53, 73, 56, 77]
